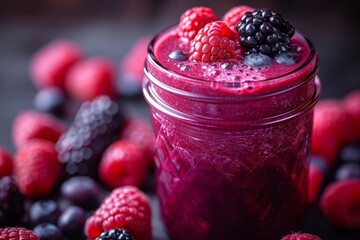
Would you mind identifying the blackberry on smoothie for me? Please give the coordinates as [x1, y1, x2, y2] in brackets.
[143, 6, 320, 240]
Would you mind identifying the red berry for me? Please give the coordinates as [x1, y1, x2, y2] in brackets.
[14, 139, 62, 198]
[12, 110, 66, 149]
[29, 40, 82, 90]
[99, 140, 148, 188]
[307, 163, 325, 204]
[344, 89, 360, 140]
[281, 232, 321, 240]
[320, 179, 360, 229]
[66, 57, 116, 102]
[311, 99, 357, 166]
[120, 118, 155, 167]
[178, 6, 218, 42]
[0, 146, 13, 177]
[0, 227, 39, 240]
[84, 185, 151, 240]
[189, 21, 237, 62]
[222, 5, 254, 32]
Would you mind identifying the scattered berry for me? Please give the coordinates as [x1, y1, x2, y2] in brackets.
[120, 117, 155, 167]
[99, 140, 148, 188]
[12, 110, 66, 149]
[85, 185, 151, 240]
[0, 176, 25, 227]
[60, 176, 102, 210]
[29, 40, 82, 90]
[335, 163, 360, 180]
[281, 232, 321, 240]
[339, 142, 360, 164]
[178, 6, 218, 43]
[189, 20, 236, 62]
[33, 87, 67, 117]
[28, 200, 61, 227]
[56, 95, 124, 178]
[33, 223, 62, 240]
[344, 89, 360, 139]
[311, 99, 357, 166]
[14, 139, 62, 198]
[307, 156, 328, 204]
[244, 53, 272, 67]
[0, 227, 39, 240]
[320, 179, 360, 229]
[66, 57, 116, 102]
[236, 8, 295, 57]
[0, 147, 13, 177]
[222, 5, 254, 32]
[57, 205, 87, 239]
[274, 51, 299, 65]
[96, 228, 135, 240]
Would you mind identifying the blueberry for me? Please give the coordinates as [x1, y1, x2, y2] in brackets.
[116, 74, 142, 99]
[29, 200, 60, 227]
[169, 50, 188, 61]
[33, 223, 62, 240]
[335, 163, 360, 180]
[61, 176, 102, 210]
[244, 53, 272, 67]
[274, 52, 299, 65]
[339, 142, 360, 163]
[33, 87, 66, 117]
[57, 206, 87, 239]
[310, 155, 330, 174]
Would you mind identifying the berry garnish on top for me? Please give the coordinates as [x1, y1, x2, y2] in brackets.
[189, 21, 237, 63]
[222, 5, 254, 33]
[236, 8, 295, 57]
[178, 6, 218, 43]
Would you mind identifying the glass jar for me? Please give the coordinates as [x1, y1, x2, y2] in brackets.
[143, 26, 320, 240]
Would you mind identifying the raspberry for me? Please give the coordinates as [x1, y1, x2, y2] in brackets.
[0, 227, 39, 240]
[281, 232, 321, 240]
[29, 40, 82, 90]
[99, 140, 148, 189]
[14, 139, 62, 198]
[0, 176, 25, 227]
[311, 99, 357, 166]
[189, 21, 237, 62]
[85, 185, 151, 240]
[178, 6, 218, 42]
[120, 118, 155, 167]
[11, 110, 66, 149]
[0, 147, 13, 177]
[320, 179, 360, 229]
[222, 5, 254, 32]
[307, 156, 328, 204]
[66, 57, 116, 102]
[56, 95, 124, 178]
[344, 89, 360, 139]
[96, 228, 135, 240]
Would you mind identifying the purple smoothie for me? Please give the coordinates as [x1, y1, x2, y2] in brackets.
[143, 12, 320, 240]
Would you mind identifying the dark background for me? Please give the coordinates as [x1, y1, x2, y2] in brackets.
[0, 0, 359, 239]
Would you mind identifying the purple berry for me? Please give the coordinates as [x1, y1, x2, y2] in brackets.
[58, 205, 87, 239]
[335, 163, 360, 180]
[33, 87, 67, 117]
[33, 223, 62, 240]
[244, 53, 272, 67]
[339, 142, 360, 164]
[61, 176, 102, 210]
[29, 200, 60, 227]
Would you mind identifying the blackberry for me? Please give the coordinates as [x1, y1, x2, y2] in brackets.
[56, 95, 124, 178]
[236, 8, 295, 57]
[96, 228, 135, 240]
[0, 176, 25, 227]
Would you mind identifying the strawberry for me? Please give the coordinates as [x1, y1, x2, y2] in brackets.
[0, 146, 13, 177]
[222, 5, 254, 33]
[311, 99, 357, 166]
[189, 20, 237, 62]
[65, 57, 116, 102]
[281, 232, 321, 240]
[99, 140, 148, 188]
[84, 185, 151, 240]
[0, 227, 39, 240]
[320, 179, 360, 229]
[29, 40, 82, 90]
[120, 117, 155, 167]
[11, 110, 66, 149]
[178, 6, 218, 42]
[14, 139, 62, 198]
